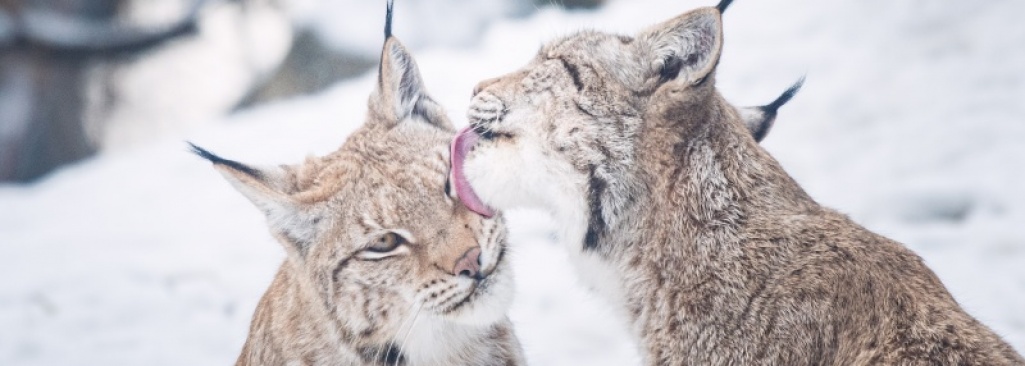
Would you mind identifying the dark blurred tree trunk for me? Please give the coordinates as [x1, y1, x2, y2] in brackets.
[0, 0, 107, 182]
[0, 47, 95, 181]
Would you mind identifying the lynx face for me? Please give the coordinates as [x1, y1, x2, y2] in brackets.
[274, 127, 514, 331]
[454, 8, 726, 249]
[196, 37, 514, 343]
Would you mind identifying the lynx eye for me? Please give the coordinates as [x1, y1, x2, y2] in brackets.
[358, 232, 410, 260]
[369, 232, 406, 252]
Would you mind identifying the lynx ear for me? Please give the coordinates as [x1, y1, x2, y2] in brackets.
[740, 77, 804, 142]
[370, 1, 451, 130]
[638, 7, 723, 86]
[376, 37, 428, 122]
[189, 143, 316, 256]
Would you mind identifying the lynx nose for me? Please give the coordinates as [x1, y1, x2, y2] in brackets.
[453, 247, 482, 279]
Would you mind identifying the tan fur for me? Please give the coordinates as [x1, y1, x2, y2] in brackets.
[460, 5, 1024, 365]
[197, 36, 524, 366]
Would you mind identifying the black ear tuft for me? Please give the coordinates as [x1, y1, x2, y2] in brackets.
[384, 0, 395, 39]
[187, 142, 263, 179]
[716, 0, 735, 13]
[761, 76, 805, 115]
[640, 8, 723, 87]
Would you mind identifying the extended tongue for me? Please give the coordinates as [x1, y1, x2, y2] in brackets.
[451, 126, 495, 218]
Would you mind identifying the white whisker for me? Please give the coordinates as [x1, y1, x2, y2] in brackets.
[373, 300, 419, 365]
[393, 303, 424, 366]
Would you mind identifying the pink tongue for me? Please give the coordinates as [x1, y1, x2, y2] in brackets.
[451, 126, 496, 218]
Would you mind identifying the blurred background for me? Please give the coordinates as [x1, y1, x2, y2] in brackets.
[1, 0, 1023, 365]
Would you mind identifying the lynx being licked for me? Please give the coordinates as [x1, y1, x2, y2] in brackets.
[452, 0, 1024, 365]
[192, 3, 524, 365]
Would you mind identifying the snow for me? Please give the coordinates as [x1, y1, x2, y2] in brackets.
[299, 0, 532, 57]
[2, 0, 1024, 365]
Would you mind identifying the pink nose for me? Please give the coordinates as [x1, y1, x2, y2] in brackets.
[453, 247, 482, 278]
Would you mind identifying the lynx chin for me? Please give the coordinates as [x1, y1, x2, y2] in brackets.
[192, 4, 524, 365]
[451, 1, 1025, 365]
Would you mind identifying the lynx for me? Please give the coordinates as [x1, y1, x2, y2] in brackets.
[451, 1, 1024, 365]
[192, 5, 524, 365]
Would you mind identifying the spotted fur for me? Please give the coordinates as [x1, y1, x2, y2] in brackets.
[197, 35, 524, 366]
[461, 4, 1024, 365]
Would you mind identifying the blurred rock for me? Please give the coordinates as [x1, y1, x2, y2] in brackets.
[1, 0, 203, 182]
[0, 0, 292, 182]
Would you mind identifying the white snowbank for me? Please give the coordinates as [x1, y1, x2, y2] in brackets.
[2, 0, 1023, 365]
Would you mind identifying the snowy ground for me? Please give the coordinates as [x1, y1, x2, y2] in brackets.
[2, 0, 1024, 365]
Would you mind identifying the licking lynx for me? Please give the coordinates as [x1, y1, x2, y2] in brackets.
[451, 0, 1024, 365]
[192, 5, 524, 365]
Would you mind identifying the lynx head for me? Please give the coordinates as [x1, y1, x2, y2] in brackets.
[193, 34, 513, 340]
[452, 2, 796, 249]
